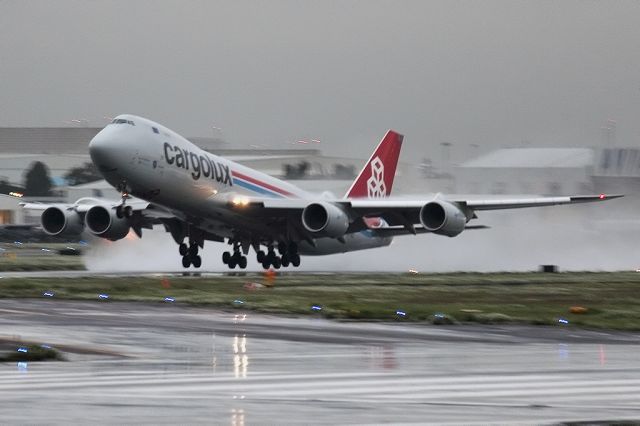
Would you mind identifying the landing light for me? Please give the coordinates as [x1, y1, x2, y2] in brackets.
[9, 192, 23, 198]
[231, 197, 250, 207]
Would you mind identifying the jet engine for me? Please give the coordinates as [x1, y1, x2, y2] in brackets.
[85, 205, 130, 241]
[419, 201, 467, 237]
[41, 206, 84, 236]
[301, 202, 349, 238]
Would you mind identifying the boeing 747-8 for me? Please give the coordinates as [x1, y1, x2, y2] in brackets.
[22, 115, 621, 269]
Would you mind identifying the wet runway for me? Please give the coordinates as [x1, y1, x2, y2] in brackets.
[1, 299, 640, 424]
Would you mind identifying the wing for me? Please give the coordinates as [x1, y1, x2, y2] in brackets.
[236, 193, 622, 239]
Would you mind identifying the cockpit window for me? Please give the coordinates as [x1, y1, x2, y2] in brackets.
[111, 118, 135, 125]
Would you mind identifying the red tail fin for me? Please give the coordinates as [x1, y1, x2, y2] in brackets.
[344, 130, 403, 198]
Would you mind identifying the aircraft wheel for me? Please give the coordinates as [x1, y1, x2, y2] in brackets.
[189, 244, 199, 257]
[291, 254, 301, 267]
[179, 243, 188, 256]
[256, 250, 265, 263]
[192, 255, 202, 268]
[272, 257, 281, 269]
[277, 241, 287, 255]
[222, 251, 231, 264]
[261, 261, 270, 270]
[281, 254, 290, 267]
[181, 256, 191, 268]
[238, 256, 247, 269]
[228, 258, 237, 269]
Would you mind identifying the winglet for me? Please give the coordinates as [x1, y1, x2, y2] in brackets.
[344, 130, 403, 199]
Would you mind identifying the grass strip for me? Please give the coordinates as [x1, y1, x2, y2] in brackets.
[1, 272, 640, 330]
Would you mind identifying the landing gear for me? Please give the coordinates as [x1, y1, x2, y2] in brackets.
[222, 243, 247, 270]
[258, 242, 300, 269]
[115, 184, 134, 219]
[180, 241, 202, 268]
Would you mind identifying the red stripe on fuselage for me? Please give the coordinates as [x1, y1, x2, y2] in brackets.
[232, 171, 295, 197]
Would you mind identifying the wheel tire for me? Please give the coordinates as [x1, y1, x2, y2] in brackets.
[277, 241, 286, 255]
[281, 254, 290, 267]
[261, 261, 270, 269]
[239, 256, 247, 269]
[181, 256, 191, 268]
[222, 251, 231, 264]
[192, 255, 202, 268]
[272, 257, 281, 269]
[228, 258, 237, 269]
[189, 245, 199, 257]
[291, 254, 301, 267]
[256, 250, 265, 263]
[179, 243, 188, 256]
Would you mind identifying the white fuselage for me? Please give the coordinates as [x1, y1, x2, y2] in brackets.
[88, 114, 392, 255]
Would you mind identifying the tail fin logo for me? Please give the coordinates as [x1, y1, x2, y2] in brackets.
[367, 157, 386, 198]
[344, 130, 403, 199]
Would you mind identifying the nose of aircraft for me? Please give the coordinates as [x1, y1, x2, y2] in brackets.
[88, 131, 113, 170]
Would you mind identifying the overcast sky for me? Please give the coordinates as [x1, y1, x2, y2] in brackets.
[1, 0, 639, 163]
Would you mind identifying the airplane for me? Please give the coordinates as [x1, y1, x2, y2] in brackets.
[22, 114, 621, 270]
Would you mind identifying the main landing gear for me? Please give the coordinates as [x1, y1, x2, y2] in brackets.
[256, 242, 300, 270]
[180, 241, 202, 268]
[221, 244, 248, 270]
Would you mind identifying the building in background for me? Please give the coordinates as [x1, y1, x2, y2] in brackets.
[455, 148, 595, 195]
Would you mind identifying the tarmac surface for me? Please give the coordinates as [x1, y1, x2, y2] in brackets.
[1, 298, 640, 424]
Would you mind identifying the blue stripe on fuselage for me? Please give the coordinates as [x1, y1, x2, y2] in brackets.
[232, 178, 284, 198]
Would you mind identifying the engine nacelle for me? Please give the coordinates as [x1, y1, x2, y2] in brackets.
[301, 202, 349, 238]
[419, 201, 467, 237]
[85, 205, 130, 241]
[41, 207, 84, 236]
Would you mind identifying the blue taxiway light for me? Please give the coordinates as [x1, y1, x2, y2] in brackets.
[164, 297, 175, 303]
[43, 292, 54, 297]
[233, 300, 244, 304]
[558, 318, 569, 325]
[311, 305, 322, 311]
[98, 294, 109, 300]
[17, 347, 28, 353]
[396, 310, 407, 317]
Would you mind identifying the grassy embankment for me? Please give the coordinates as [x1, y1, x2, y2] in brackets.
[1, 272, 640, 330]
